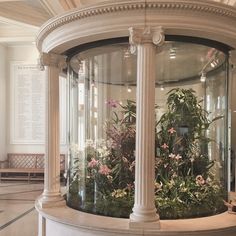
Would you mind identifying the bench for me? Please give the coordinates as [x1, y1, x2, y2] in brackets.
[0, 153, 65, 182]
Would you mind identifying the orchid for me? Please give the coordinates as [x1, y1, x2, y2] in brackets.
[169, 153, 175, 159]
[88, 158, 99, 168]
[175, 154, 182, 160]
[168, 127, 176, 134]
[161, 143, 169, 149]
[196, 175, 205, 185]
[111, 189, 127, 198]
[99, 165, 111, 175]
[106, 99, 118, 108]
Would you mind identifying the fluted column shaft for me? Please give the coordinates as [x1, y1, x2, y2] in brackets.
[129, 27, 164, 227]
[132, 43, 156, 220]
[38, 52, 67, 208]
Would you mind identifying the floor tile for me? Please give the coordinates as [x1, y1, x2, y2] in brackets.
[0, 182, 42, 236]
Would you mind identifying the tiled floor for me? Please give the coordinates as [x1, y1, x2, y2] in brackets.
[0, 182, 43, 236]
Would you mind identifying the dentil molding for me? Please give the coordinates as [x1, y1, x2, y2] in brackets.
[36, 0, 236, 53]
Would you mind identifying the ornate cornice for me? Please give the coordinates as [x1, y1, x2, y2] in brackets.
[36, 0, 236, 51]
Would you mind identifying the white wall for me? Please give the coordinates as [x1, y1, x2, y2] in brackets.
[0, 44, 7, 161]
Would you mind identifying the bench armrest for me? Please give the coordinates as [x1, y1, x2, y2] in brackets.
[0, 160, 9, 168]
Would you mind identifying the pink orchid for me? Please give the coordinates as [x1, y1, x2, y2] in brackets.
[99, 165, 111, 175]
[164, 163, 168, 168]
[161, 143, 169, 149]
[88, 158, 99, 168]
[169, 153, 175, 159]
[196, 175, 205, 185]
[168, 127, 176, 134]
[105, 99, 118, 108]
[126, 183, 133, 191]
[175, 154, 182, 160]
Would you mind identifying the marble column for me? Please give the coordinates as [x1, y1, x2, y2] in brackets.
[38, 52, 67, 208]
[129, 27, 164, 228]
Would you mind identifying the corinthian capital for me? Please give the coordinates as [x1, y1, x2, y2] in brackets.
[129, 26, 165, 54]
[39, 52, 67, 71]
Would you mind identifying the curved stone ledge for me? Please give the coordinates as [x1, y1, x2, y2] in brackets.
[36, 201, 236, 236]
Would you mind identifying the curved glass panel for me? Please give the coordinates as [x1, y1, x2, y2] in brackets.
[67, 40, 228, 219]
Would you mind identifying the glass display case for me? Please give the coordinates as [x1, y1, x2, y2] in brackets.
[67, 38, 229, 219]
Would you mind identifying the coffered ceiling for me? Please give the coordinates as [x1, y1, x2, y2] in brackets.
[0, 0, 235, 45]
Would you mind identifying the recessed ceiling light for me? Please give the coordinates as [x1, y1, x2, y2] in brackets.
[127, 87, 132, 93]
[169, 47, 177, 59]
[200, 72, 206, 82]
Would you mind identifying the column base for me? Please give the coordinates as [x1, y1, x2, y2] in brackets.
[129, 210, 160, 229]
[129, 220, 160, 229]
[37, 194, 66, 208]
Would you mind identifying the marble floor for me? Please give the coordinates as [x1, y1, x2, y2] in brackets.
[0, 182, 43, 236]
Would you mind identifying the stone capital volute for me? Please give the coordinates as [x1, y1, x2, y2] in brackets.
[129, 26, 165, 54]
[39, 52, 67, 71]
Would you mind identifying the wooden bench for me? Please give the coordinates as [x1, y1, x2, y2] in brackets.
[0, 153, 65, 182]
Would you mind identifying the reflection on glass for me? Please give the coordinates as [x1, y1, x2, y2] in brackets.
[67, 41, 228, 219]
